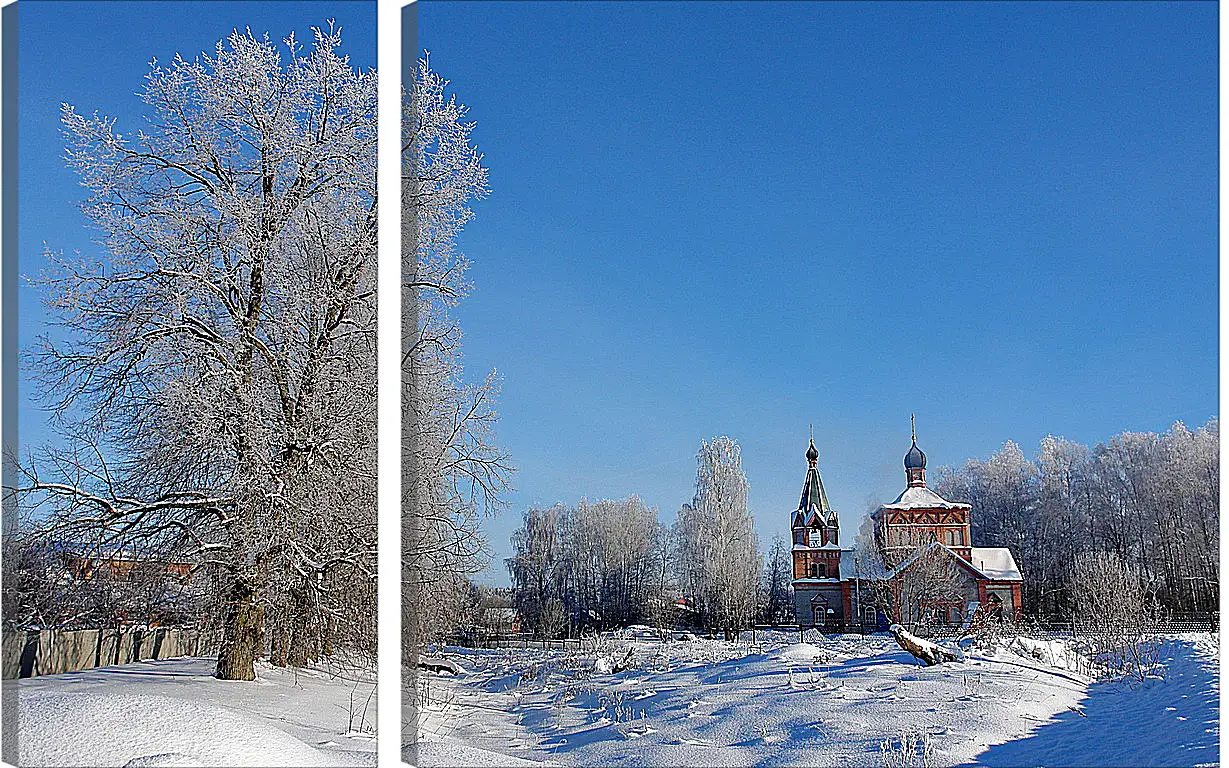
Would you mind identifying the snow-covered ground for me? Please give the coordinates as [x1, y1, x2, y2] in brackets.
[411, 629, 1219, 768]
[16, 656, 377, 767]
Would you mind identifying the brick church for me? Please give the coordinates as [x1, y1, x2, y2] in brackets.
[791, 423, 1023, 628]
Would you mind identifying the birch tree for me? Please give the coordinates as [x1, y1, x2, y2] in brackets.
[675, 436, 761, 640]
[507, 505, 566, 638]
[12, 25, 377, 680]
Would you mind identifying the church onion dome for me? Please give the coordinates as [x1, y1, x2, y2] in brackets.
[904, 440, 926, 470]
[805, 440, 819, 463]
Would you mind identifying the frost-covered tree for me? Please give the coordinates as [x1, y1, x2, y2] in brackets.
[13, 25, 378, 680]
[675, 436, 761, 640]
[565, 497, 664, 630]
[402, 55, 511, 656]
[1068, 551, 1162, 680]
[507, 505, 567, 638]
[758, 535, 794, 625]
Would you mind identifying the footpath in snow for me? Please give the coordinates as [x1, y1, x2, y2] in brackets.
[411, 629, 1219, 768]
[16, 656, 377, 767]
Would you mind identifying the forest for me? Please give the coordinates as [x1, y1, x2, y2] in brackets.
[933, 418, 1219, 616]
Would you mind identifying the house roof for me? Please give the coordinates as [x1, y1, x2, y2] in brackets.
[793, 543, 1022, 584]
[839, 548, 862, 577]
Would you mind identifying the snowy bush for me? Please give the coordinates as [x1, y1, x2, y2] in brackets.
[1068, 553, 1164, 681]
[879, 731, 936, 768]
[598, 690, 638, 723]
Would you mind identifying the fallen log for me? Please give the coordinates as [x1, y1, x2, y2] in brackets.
[890, 624, 962, 666]
[417, 656, 464, 675]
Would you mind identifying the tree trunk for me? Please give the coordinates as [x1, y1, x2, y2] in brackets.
[286, 587, 315, 667]
[269, 624, 289, 667]
[322, 616, 336, 657]
[215, 582, 264, 681]
[890, 624, 961, 666]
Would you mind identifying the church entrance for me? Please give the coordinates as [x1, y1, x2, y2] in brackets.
[810, 595, 835, 629]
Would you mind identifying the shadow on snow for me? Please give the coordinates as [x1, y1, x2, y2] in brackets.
[968, 639, 1218, 768]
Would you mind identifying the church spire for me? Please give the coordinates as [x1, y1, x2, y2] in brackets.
[904, 414, 927, 487]
[798, 433, 833, 522]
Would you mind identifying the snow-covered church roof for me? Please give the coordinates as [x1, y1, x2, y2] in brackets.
[885, 542, 1022, 582]
[880, 485, 971, 510]
[968, 547, 1022, 581]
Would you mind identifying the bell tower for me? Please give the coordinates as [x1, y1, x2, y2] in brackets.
[790, 428, 849, 625]
[790, 429, 841, 579]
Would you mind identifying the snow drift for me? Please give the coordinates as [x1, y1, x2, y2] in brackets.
[19, 692, 367, 767]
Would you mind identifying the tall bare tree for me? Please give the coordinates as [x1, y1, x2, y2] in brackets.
[402, 50, 510, 673]
[507, 497, 668, 636]
[759, 535, 794, 625]
[12, 25, 377, 680]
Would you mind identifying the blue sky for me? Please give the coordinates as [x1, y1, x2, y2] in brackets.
[416, 1, 1218, 584]
[17, 1, 375, 454]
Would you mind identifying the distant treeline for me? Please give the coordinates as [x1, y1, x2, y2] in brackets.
[508, 437, 763, 639]
[933, 418, 1218, 615]
[507, 497, 674, 637]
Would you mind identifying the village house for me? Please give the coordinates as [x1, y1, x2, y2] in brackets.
[790, 423, 1023, 629]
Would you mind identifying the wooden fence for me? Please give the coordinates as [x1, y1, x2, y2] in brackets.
[1025, 614, 1219, 637]
[756, 612, 1219, 641]
[447, 612, 1219, 655]
[1, 627, 224, 679]
[447, 633, 583, 651]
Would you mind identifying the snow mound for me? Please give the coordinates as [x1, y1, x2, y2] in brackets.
[20, 692, 366, 767]
[1008, 636, 1083, 672]
[776, 642, 831, 664]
